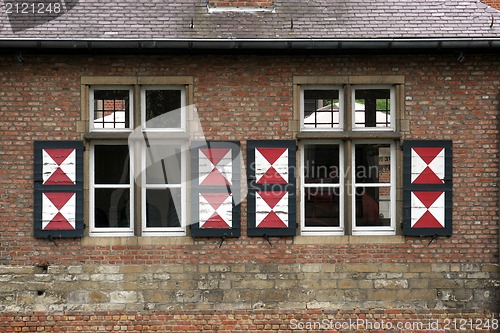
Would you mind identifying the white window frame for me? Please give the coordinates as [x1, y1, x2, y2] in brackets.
[140, 85, 186, 132]
[89, 141, 134, 237]
[141, 140, 187, 236]
[300, 140, 344, 235]
[89, 86, 134, 132]
[300, 85, 344, 131]
[351, 85, 396, 132]
[351, 140, 396, 235]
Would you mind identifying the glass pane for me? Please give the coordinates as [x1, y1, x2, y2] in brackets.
[354, 89, 391, 128]
[94, 145, 130, 184]
[146, 188, 181, 228]
[304, 187, 340, 227]
[303, 90, 340, 129]
[93, 90, 130, 129]
[145, 90, 182, 128]
[145, 144, 182, 184]
[94, 188, 130, 228]
[355, 187, 391, 227]
[355, 144, 391, 184]
[303, 144, 340, 184]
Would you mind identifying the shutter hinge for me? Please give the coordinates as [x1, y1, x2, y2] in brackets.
[218, 234, 227, 248]
[263, 234, 273, 247]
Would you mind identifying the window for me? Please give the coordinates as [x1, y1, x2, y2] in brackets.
[91, 88, 133, 130]
[301, 141, 343, 234]
[84, 77, 193, 237]
[90, 142, 133, 236]
[302, 87, 343, 130]
[297, 77, 402, 236]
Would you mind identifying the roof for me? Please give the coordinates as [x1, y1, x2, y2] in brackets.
[1, 0, 499, 49]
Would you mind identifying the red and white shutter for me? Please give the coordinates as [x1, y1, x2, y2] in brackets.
[247, 140, 296, 237]
[34, 141, 84, 238]
[403, 140, 452, 236]
[190, 141, 241, 238]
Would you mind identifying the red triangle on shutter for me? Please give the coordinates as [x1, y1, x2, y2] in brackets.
[45, 167, 74, 185]
[45, 149, 74, 165]
[258, 191, 287, 209]
[44, 212, 75, 230]
[44, 192, 74, 210]
[200, 168, 231, 186]
[258, 211, 287, 228]
[200, 148, 230, 166]
[256, 166, 287, 184]
[201, 192, 231, 210]
[413, 191, 443, 209]
[257, 148, 287, 165]
[412, 166, 443, 184]
[413, 211, 444, 228]
[202, 213, 230, 228]
[413, 147, 443, 165]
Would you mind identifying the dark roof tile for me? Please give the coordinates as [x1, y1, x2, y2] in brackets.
[0, 0, 498, 40]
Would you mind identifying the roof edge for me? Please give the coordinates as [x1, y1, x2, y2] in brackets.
[0, 38, 499, 50]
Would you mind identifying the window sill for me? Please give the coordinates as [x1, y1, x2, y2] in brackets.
[81, 236, 194, 246]
[296, 131, 401, 140]
[293, 235, 405, 245]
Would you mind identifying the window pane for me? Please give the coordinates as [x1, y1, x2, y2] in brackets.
[93, 90, 130, 129]
[304, 187, 340, 227]
[94, 145, 130, 184]
[145, 144, 182, 184]
[145, 90, 182, 128]
[304, 144, 340, 184]
[354, 89, 391, 128]
[94, 188, 130, 228]
[354, 187, 391, 227]
[355, 144, 391, 184]
[146, 188, 181, 228]
[303, 90, 340, 129]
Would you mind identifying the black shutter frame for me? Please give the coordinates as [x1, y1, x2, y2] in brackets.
[190, 141, 241, 238]
[403, 140, 452, 236]
[34, 141, 84, 238]
[247, 140, 297, 237]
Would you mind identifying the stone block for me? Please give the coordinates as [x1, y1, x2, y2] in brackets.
[210, 265, 231, 273]
[202, 290, 224, 303]
[431, 264, 450, 272]
[374, 279, 408, 289]
[110, 291, 139, 304]
[300, 264, 322, 273]
[97, 265, 120, 274]
[67, 266, 83, 274]
[175, 290, 202, 303]
[89, 291, 109, 303]
[380, 263, 409, 273]
[259, 289, 288, 302]
[119, 265, 143, 274]
[337, 279, 358, 289]
[367, 289, 398, 301]
[68, 290, 90, 304]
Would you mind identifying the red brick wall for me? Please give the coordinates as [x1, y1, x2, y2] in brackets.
[0, 52, 498, 329]
[0, 310, 498, 332]
[0, 53, 498, 266]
